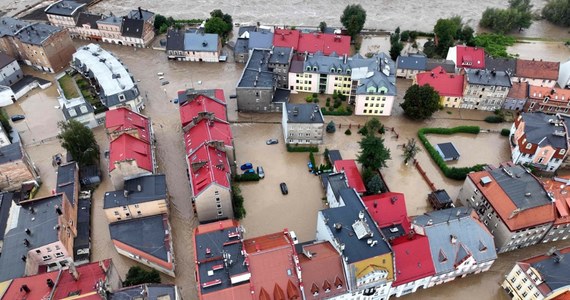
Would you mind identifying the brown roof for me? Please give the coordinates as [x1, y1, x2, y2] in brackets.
[542, 177, 570, 225]
[516, 59, 560, 80]
[298, 241, 347, 299]
[508, 82, 529, 99]
[529, 85, 570, 101]
[468, 170, 555, 231]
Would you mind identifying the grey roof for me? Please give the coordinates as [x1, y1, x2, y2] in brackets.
[0, 195, 66, 281]
[97, 15, 122, 26]
[248, 31, 273, 50]
[489, 165, 552, 210]
[327, 150, 342, 164]
[55, 162, 77, 205]
[234, 38, 249, 56]
[0, 192, 14, 241]
[485, 56, 516, 74]
[0, 17, 32, 38]
[530, 251, 570, 292]
[269, 46, 293, 65]
[127, 9, 154, 22]
[74, 196, 91, 262]
[0, 52, 16, 69]
[104, 174, 167, 209]
[325, 172, 349, 202]
[237, 48, 275, 88]
[111, 284, 178, 300]
[319, 188, 392, 264]
[396, 54, 427, 71]
[0, 142, 24, 164]
[430, 190, 452, 205]
[44, 0, 85, 16]
[465, 68, 512, 87]
[426, 58, 456, 73]
[520, 112, 568, 149]
[436, 142, 460, 159]
[76, 12, 103, 29]
[109, 214, 169, 262]
[195, 224, 248, 295]
[16, 23, 61, 46]
[121, 18, 144, 38]
[184, 32, 219, 52]
[273, 88, 290, 103]
[290, 59, 304, 73]
[165, 29, 184, 51]
[238, 25, 257, 37]
[412, 207, 497, 275]
[286, 103, 324, 124]
[62, 98, 95, 121]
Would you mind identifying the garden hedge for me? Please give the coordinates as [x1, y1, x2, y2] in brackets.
[417, 126, 485, 180]
[287, 144, 319, 152]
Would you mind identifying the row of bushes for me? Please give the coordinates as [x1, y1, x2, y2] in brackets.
[321, 107, 353, 116]
[234, 173, 260, 182]
[231, 184, 246, 220]
[418, 126, 485, 180]
[287, 144, 319, 152]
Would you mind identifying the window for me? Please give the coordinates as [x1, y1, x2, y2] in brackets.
[134, 204, 139, 208]
[526, 143, 532, 150]
[55, 252, 64, 258]
[123, 206, 128, 211]
[42, 255, 52, 261]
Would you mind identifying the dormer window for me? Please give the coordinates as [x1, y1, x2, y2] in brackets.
[346, 69, 351, 75]
[313, 66, 318, 72]
[561, 149, 566, 155]
[306, 66, 311, 71]
[337, 68, 342, 73]
[330, 67, 335, 73]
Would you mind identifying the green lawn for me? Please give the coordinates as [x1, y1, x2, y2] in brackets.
[57, 74, 80, 99]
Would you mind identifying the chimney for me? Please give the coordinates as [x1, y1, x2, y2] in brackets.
[25, 228, 31, 235]
[47, 278, 55, 288]
[138, 7, 143, 19]
[20, 285, 30, 293]
[23, 239, 30, 247]
[55, 206, 62, 215]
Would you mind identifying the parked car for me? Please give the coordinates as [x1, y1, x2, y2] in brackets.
[161, 80, 170, 86]
[240, 163, 253, 171]
[10, 115, 25, 122]
[266, 138, 278, 145]
[280, 182, 288, 195]
[257, 166, 265, 179]
[244, 169, 255, 174]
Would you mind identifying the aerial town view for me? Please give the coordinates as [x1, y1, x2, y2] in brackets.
[1, 0, 570, 299]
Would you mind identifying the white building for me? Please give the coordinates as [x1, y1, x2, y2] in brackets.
[282, 103, 324, 145]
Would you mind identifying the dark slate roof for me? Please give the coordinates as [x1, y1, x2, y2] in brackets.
[412, 207, 497, 275]
[103, 174, 167, 209]
[289, 59, 304, 73]
[121, 18, 144, 38]
[73, 196, 91, 262]
[521, 112, 568, 149]
[269, 47, 292, 65]
[327, 150, 342, 164]
[44, 0, 85, 16]
[485, 56, 516, 74]
[0, 17, 31, 38]
[127, 9, 154, 22]
[62, 100, 95, 121]
[237, 48, 275, 88]
[426, 58, 456, 73]
[16, 23, 61, 45]
[272, 88, 290, 103]
[319, 188, 392, 264]
[489, 165, 551, 210]
[234, 38, 249, 56]
[55, 162, 77, 205]
[238, 25, 257, 37]
[286, 103, 324, 124]
[195, 225, 248, 295]
[111, 284, 178, 300]
[436, 142, 460, 159]
[465, 68, 512, 87]
[0, 192, 14, 241]
[397, 54, 427, 71]
[11, 75, 50, 94]
[0, 52, 16, 69]
[430, 190, 452, 205]
[97, 15, 122, 25]
[109, 214, 169, 261]
[165, 29, 184, 51]
[76, 12, 103, 29]
[381, 223, 405, 240]
[0, 142, 24, 164]
[530, 251, 570, 292]
[325, 172, 349, 201]
[248, 31, 273, 50]
[0, 195, 65, 281]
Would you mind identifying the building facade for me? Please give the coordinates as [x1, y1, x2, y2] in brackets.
[558, 60, 570, 89]
[282, 103, 324, 145]
[0, 142, 40, 192]
[0, 52, 23, 87]
[44, 0, 86, 30]
[525, 86, 570, 114]
[513, 59, 560, 89]
[166, 30, 221, 62]
[503, 81, 528, 111]
[415, 66, 464, 108]
[462, 68, 512, 111]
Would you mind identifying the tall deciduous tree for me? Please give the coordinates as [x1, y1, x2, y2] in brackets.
[340, 4, 367, 40]
[400, 84, 441, 120]
[366, 174, 385, 194]
[402, 138, 422, 165]
[123, 266, 161, 287]
[57, 120, 99, 167]
[542, 0, 570, 27]
[480, 0, 533, 33]
[357, 135, 391, 170]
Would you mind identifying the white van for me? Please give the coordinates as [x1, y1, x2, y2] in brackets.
[157, 72, 164, 76]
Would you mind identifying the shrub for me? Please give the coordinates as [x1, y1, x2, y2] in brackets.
[234, 173, 260, 182]
[345, 129, 352, 135]
[321, 108, 352, 116]
[312, 93, 318, 98]
[305, 96, 313, 103]
[484, 115, 504, 123]
[287, 144, 319, 152]
[501, 128, 511, 136]
[232, 184, 246, 219]
[309, 151, 316, 169]
[358, 127, 369, 136]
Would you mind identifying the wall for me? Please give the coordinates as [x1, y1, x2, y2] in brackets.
[105, 198, 168, 223]
[542, 223, 570, 243]
[0, 60, 23, 86]
[236, 86, 275, 112]
[0, 87, 15, 107]
[441, 96, 463, 108]
[462, 83, 509, 111]
[0, 158, 36, 191]
[286, 122, 324, 144]
[512, 76, 557, 89]
[354, 95, 394, 116]
[195, 183, 233, 223]
[109, 160, 152, 190]
[39, 30, 76, 73]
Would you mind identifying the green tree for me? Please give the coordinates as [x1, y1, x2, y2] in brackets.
[423, 38, 437, 58]
[319, 21, 327, 33]
[402, 138, 422, 165]
[154, 14, 167, 30]
[366, 174, 385, 194]
[57, 120, 99, 167]
[205, 17, 232, 38]
[326, 121, 336, 133]
[123, 266, 161, 287]
[542, 0, 570, 27]
[0, 108, 12, 141]
[480, 0, 533, 34]
[400, 84, 441, 120]
[357, 135, 391, 170]
[434, 18, 461, 57]
[232, 184, 246, 219]
[389, 41, 404, 60]
[364, 118, 382, 135]
[340, 4, 367, 40]
[460, 25, 475, 46]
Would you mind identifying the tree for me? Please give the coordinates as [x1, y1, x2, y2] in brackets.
[433, 18, 461, 57]
[400, 84, 441, 120]
[364, 118, 382, 135]
[0, 108, 12, 141]
[205, 17, 232, 38]
[57, 120, 99, 167]
[460, 25, 475, 46]
[232, 184, 246, 219]
[123, 266, 161, 287]
[423, 38, 437, 58]
[326, 121, 336, 133]
[340, 4, 367, 40]
[402, 138, 422, 165]
[389, 42, 404, 60]
[357, 134, 391, 170]
[480, 0, 533, 33]
[542, 0, 570, 27]
[154, 14, 167, 30]
[319, 21, 327, 33]
[366, 174, 385, 194]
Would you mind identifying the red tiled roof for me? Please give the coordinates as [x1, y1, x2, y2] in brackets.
[468, 171, 555, 231]
[333, 160, 366, 193]
[416, 66, 464, 97]
[109, 133, 153, 172]
[363, 192, 411, 230]
[455, 46, 485, 69]
[202, 285, 251, 300]
[183, 121, 233, 155]
[391, 234, 435, 286]
[529, 85, 570, 102]
[3, 260, 111, 300]
[105, 107, 151, 143]
[195, 219, 240, 235]
[297, 32, 351, 56]
[188, 144, 230, 196]
[297, 241, 347, 299]
[516, 59, 560, 80]
[179, 93, 228, 127]
[273, 29, 300, 50]
[508, 82, 529, 99]
[542, 178, 570, 225]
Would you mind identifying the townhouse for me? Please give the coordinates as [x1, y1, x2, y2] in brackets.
[396, 54, 427, 79]
[282, 103, 324, 145]
[97, 15, 123, 45]
[234, 28, 273, 63]
[503, 81, 528, 111]
[484, 56, 516, 74]
[121, 8, 155, 48]
[0, 52, 23, 88]
[273, 28, 351, 56]
[541, 177, 570, 243]
[509, 112, 568, 172]
[0, 141, 40, 192]
[74, 12, 104, 42]
[412, 207, 497, 287]
[415, 66, 464, 108]
[321, 171, 349, 207]
[462, 68, 512, 111]
[112, 284, 183, 299]
[166, 30, 221, 62]
[446, 45, 485, 71]
[44, 0, 86, 30]
[458, 164, 555, 253]
[525, 85, 570, 114]
[513, 59, 560, 88]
